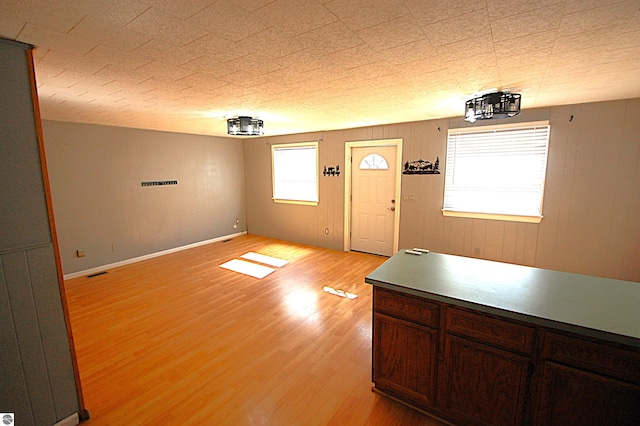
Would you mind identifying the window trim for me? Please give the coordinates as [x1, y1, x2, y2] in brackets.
[271, 141, 319, 206]
[442, 121, 550, 224]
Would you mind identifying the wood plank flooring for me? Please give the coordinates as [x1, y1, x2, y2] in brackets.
[65, 235, 447, 425]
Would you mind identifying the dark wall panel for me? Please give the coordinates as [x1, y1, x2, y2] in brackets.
[27, 246, 79, 418]
[0, 37, 79, 425]
[0, 39, 51, 251]
[0, 258, 35, 425]
[2, 251, 56, 425]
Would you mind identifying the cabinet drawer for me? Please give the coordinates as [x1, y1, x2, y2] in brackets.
[445, 307, 534, 355]
[542, 331, 640, 384]
[373, 287, 440, 328]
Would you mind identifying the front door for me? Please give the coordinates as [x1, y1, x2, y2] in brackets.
[350, 146, 397, 256]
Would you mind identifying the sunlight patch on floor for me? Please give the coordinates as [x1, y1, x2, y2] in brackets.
[241, 252, 289, 267]
[220, 259, 275, 279]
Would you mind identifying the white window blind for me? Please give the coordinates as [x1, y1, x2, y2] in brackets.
[443, 122, 550, 222]
[272, 142, 318, 205]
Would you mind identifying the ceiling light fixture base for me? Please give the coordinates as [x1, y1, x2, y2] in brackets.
[227, 116, 264, 136]
[464, 92, 521, 123]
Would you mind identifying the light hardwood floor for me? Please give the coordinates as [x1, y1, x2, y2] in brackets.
[65, 235, 447, 425]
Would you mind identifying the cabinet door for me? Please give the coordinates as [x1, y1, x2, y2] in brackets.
[534, 361, 640, 426]
[373, 313, 438, 408]
[439, 335, 531, 426]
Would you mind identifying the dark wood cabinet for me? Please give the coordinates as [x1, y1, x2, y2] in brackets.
[438, 307, 534, 425]
[371, 286, 640, 426]
[533, 331, 640, 426]
[372, 288, 439, 408]
[373, 313, 438, 407]
[534, 361, 640, 426]
[439, 335, 531, 426]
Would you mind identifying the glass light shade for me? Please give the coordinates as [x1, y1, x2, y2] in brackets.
[227, 116, 264, 136]
[464, 92, 521, 123]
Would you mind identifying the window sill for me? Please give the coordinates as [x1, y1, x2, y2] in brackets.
[442, 210, 542, 223]
[273, 198, 318, 206]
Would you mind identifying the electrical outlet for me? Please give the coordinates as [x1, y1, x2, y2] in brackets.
[474, 247, 481, 257]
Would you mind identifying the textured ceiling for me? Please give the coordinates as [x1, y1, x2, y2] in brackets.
[2, 0, 640, 137]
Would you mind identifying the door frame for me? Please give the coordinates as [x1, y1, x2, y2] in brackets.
[344, 138, 403, 254]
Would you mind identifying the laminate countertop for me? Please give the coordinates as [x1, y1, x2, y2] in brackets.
[365, 250, 640, 347]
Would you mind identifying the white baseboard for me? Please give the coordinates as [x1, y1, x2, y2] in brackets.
[54, 412, 79, 426]
[63, 231, 247, 280]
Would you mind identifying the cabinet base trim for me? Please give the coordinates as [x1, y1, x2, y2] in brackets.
[371, 387, 455, 426]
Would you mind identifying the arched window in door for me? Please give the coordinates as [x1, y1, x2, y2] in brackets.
[359, 153, 389, 170]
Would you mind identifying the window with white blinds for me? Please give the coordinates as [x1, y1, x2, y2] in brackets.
[272, 142, 318, 205]
[443, 122, 550, 223]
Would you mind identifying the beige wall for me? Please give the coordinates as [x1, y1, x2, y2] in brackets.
[244, 98, 640, 282]
[44, 121, 247, 275]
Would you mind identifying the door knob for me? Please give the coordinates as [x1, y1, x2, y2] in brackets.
[387, 206, 396, 211]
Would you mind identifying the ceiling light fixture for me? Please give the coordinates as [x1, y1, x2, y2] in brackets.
[464, 91, 521, 123]
[227, 116, 264, 136]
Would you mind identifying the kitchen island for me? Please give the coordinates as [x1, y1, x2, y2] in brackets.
[365, 250, 640, 426]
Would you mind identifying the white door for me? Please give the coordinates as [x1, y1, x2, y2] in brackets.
[350, 146, 397, 256]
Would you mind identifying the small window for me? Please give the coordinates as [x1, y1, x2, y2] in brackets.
[443, 121, 550, 223]
[272, 142, 318, 205]
[359, 153, 389, 170]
